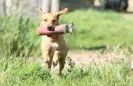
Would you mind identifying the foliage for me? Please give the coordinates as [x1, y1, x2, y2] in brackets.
[0, 9, 133, 86]
[0, 14, 40, 57]
[0, 55, 133, 86]
[1, 9, 133, 56]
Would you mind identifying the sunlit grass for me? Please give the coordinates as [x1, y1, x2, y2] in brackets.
[0, 55, 132, 86]
[61, 9, 133, 49]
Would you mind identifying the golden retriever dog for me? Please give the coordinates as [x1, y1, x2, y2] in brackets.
[39, 8, 69, 75]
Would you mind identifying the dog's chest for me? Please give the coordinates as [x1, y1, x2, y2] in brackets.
[41, 36, 60, 49]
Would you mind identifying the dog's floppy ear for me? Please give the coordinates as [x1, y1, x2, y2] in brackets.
[56, 8, 68, 16]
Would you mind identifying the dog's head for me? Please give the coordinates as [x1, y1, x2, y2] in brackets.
[39, 8, 68, 30]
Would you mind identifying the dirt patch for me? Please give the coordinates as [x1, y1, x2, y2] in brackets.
[65, 50, 125, 69]
[122, 13, 133, 20]
[28, 49, 126, 71]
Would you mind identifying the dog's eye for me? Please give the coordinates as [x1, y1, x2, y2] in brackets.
[44, 19, 47, 21]
[52, 19, 56, 23]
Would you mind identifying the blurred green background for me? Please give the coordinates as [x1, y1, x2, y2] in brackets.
[1, 0, 133, 85]
[1, 9, 133, 57]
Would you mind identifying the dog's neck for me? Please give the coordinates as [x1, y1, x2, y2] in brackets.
[47, 34, 59, 39]
[42, 34, 63, 43]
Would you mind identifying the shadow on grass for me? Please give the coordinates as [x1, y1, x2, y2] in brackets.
[76, 45, 107, 51]
[125, 11, 133, 14]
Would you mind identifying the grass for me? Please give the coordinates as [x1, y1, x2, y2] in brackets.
[0, 14, 40, 56]
[1, 9, 133, 85]
[0, 54, 133, 86]
[1, 9, 133, 56]
[62, 9, 133, 49]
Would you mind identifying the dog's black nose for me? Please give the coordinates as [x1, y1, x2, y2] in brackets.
[47, 26, 54, 31]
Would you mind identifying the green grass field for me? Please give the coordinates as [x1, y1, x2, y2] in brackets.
[63, 10, 133, 49]
[0, 55, 133, 86]
[1, 9, 133, 86]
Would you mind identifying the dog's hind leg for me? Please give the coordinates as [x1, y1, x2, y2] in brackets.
[58, 49, 68, 75]
[58, 57, 65, 75]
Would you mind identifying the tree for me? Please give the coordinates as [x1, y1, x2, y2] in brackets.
[51, 0, 60, 12]
[41, 0, 51, 12]
[41, 0, 60, 12]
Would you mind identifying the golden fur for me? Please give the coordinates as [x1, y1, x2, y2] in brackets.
[39, 8, 69, 75]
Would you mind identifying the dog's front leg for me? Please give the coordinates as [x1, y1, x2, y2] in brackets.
[42, 51, 52, 70]
[53, 48, 68, 75]
[52, 50, 60, 67]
